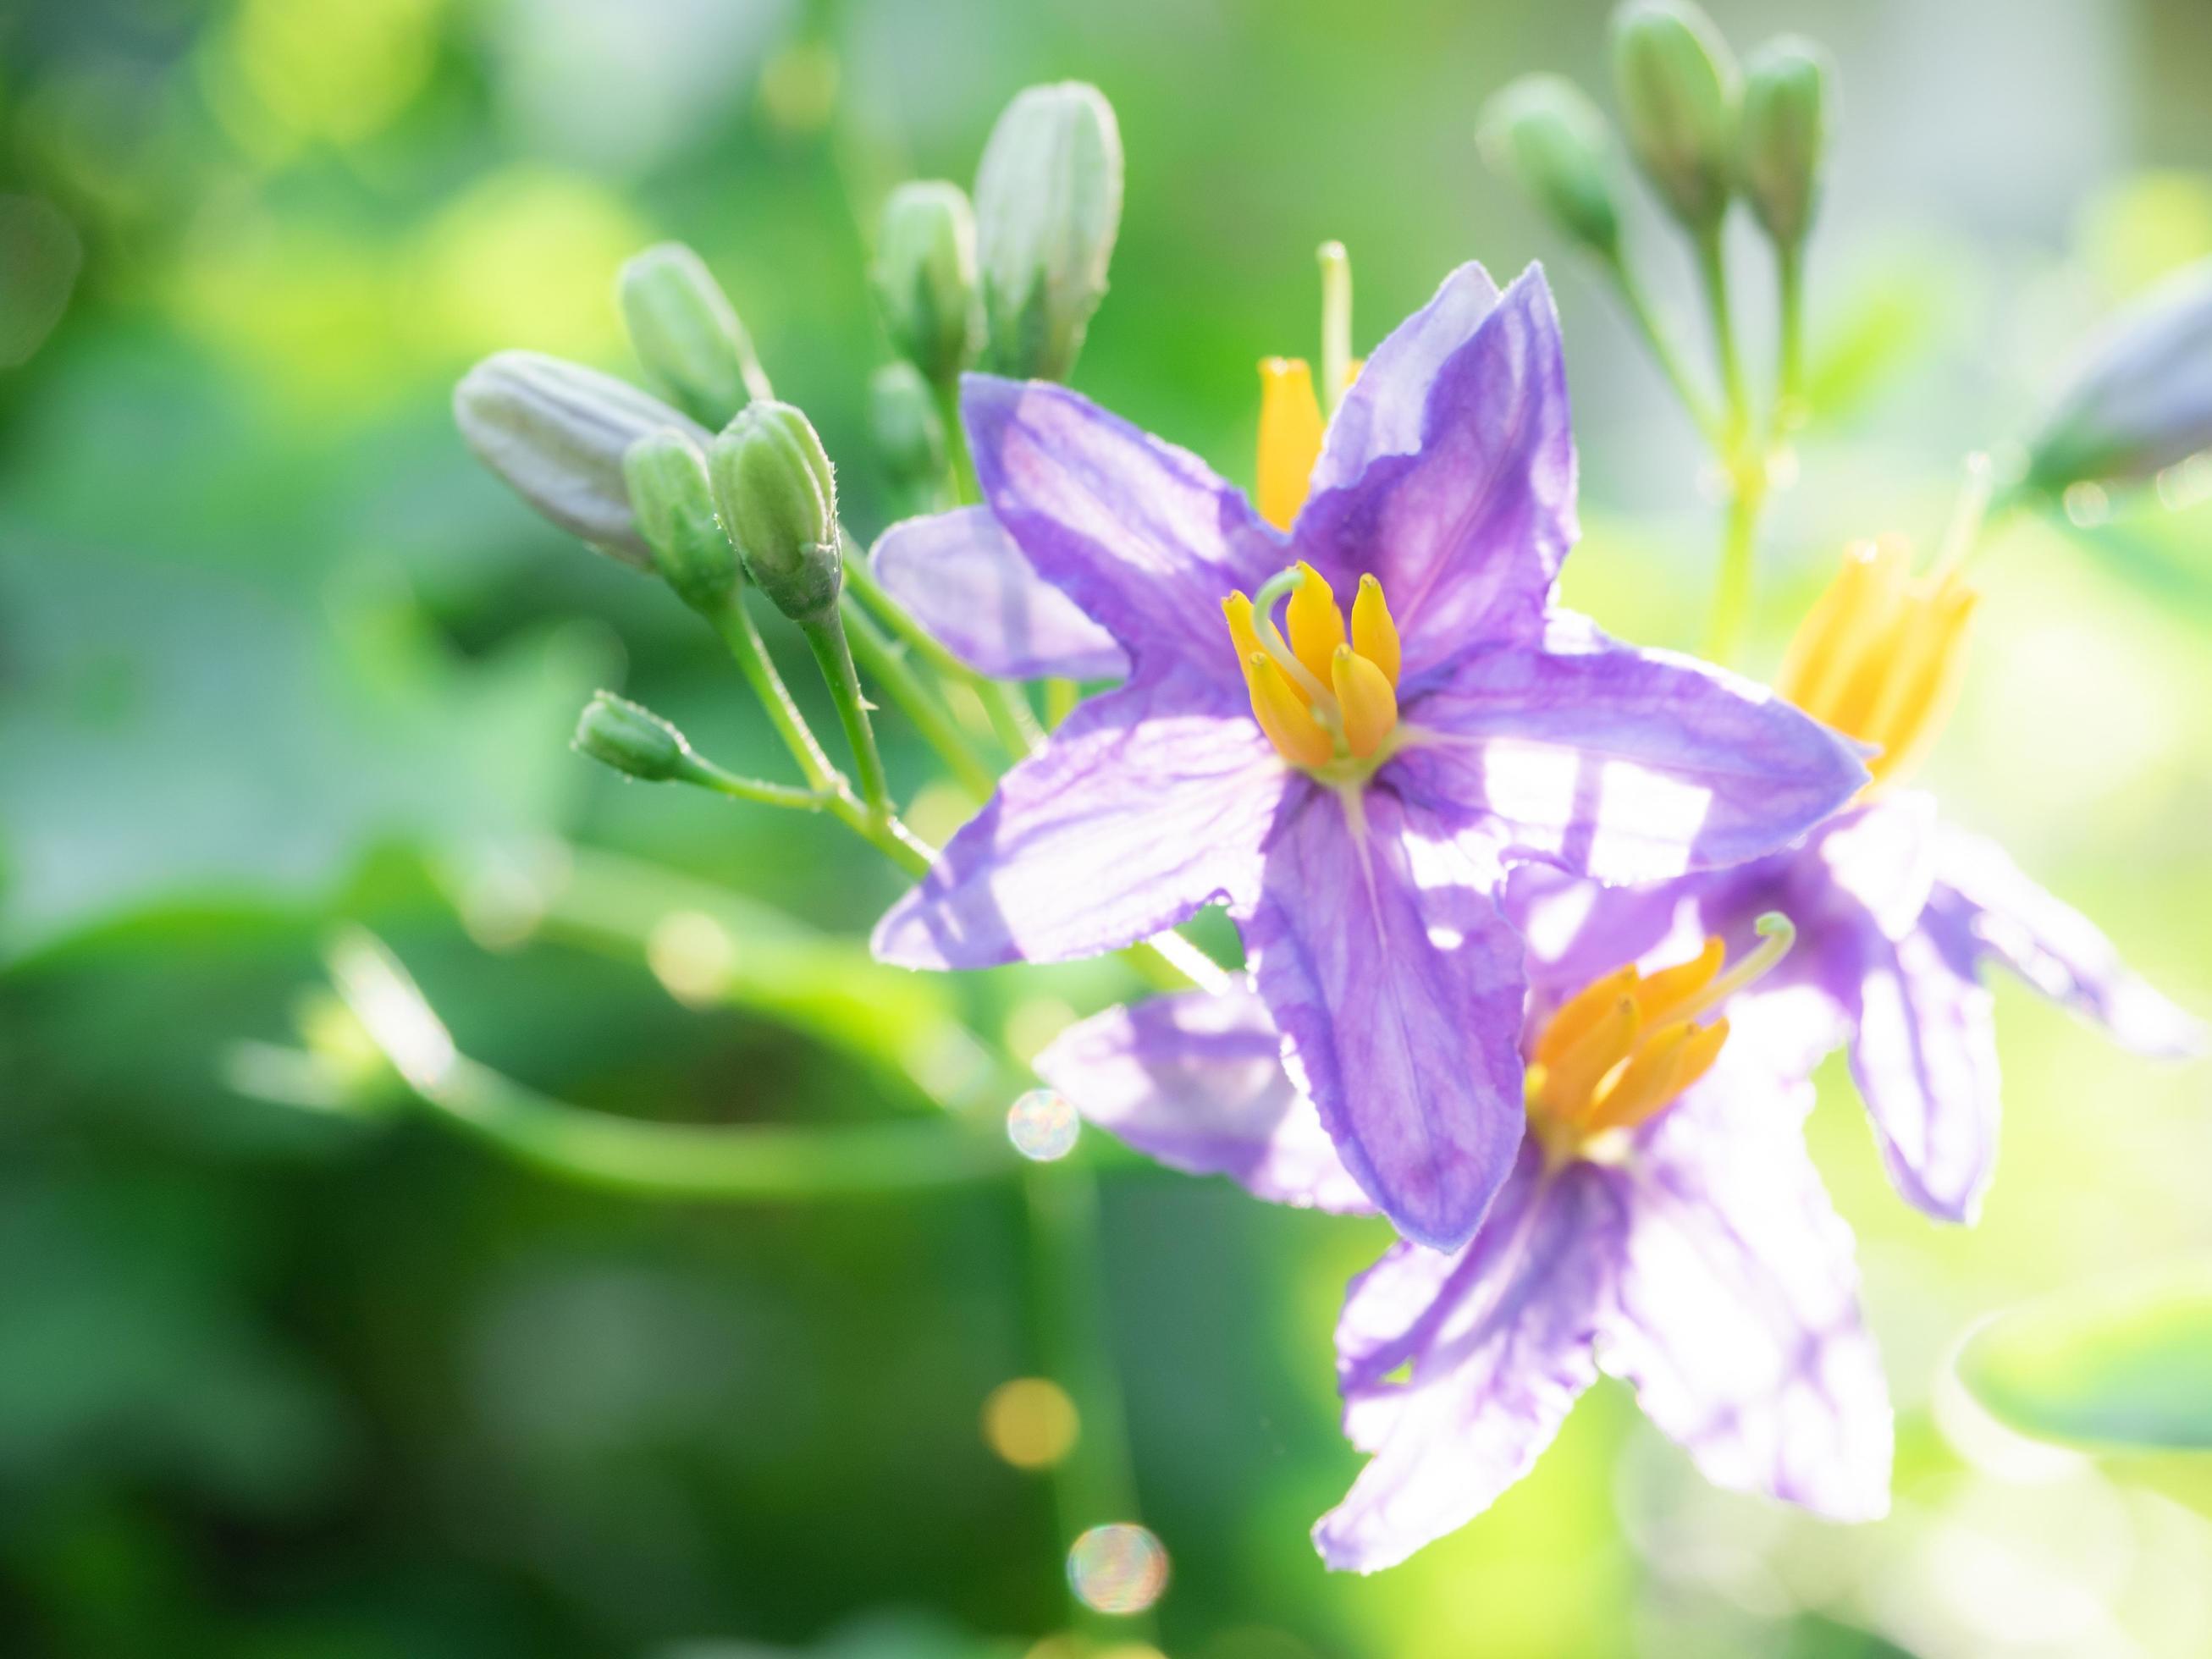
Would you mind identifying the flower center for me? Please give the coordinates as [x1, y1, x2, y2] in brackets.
[1524, 913, 1794, 1164]
[1222, 564, 1402, 770]
[1774, 534, 1977, 792]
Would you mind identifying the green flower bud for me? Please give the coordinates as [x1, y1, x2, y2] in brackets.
[624, 429, 739, 611]
[1739, 37, 1832, 248]
[455, 350, 707, 568]
[1610, 0, 1740, 229]
[2027, 258, 2212, 492]
[1479, 75, 1623, 260]
[708, 401, 842, 622]
[617, 242, 770, 427]
[974, 81, 1124, 382]
[873, 181, 980, 383]
[869, 361, 946, 491]
[574, 692, 692, 781]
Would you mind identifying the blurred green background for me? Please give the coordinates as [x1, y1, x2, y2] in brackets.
[4, 0, 2211, 1655]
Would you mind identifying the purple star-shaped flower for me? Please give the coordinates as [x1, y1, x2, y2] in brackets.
[870, 263, 1867, 1248]
[1035, 930, 1891, 1571]
[1509, 791, 2204, 1224]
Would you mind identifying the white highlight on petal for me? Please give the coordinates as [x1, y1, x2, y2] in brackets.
[1587, 758, 1711, 882]
[1468, 736, 1579, 860]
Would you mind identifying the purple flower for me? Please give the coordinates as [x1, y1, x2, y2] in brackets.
[871, 262, 1867, 1248]
[1510, 790, 2204, 1225]
[1037, 917, 1891, 1572]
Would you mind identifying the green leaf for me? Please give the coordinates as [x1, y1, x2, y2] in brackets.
[1956, 1262, 2212, 1449]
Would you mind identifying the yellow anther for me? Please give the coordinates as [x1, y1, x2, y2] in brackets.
[1332, 645, 1398, 759]
[1350, 573, 1400, 686]
[1535, 996, 1640, 1124]
[1244, 650, 1333, 769]
[1631, 935, 1724, 1025]
[1776, 537, 1978, 791]
[1286, 559, 1346, 686]
[1256, 357, 1324, 531]
[1532, 965, 1638, 1066]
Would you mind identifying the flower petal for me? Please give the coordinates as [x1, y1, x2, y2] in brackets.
[1601, 1030, 1892, 1522]
[1314, 1147, 1621, 1573]
[1295, 266, 1574, 677]
[1841, 916, 2003, 1224]
[1245, 789, 1527, 1249]
[1034, 983, 1372, 1213]
[872, 668, 1288, 969]
[1389, 614, 1868, 884]
[963, 373, 1279, 681]
[870, 508, 1128, 681]
[1929, 821, 2205, 1057]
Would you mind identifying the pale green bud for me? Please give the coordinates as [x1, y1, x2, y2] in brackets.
[974, 81, 1124, 382]
[617, 242, 769, 427]
[624, 429, 739, 611]
[1739, 37, 1832, 248]
[869, 361, 946, 490]
[454, 350, 706, 568]
[1610, 0, 1740, 229]
[1480, 75, 1624, 260]
[2027, 258, 2212, 491]
[574, 692, 692, 781]
[708, 401, 842, 622]
[873, 182, 979, 383]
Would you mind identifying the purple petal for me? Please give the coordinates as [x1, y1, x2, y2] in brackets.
[1388, 614, 1869, 884]
[1315, 1147, 1622, 1573]
[1840, 915, 2003, 1224]
[1294, 266, 1575, 676]
[963, 374, 1278, 682]
[1818, 793, 1938, 940]
[870, 508, 1128, 681]
[1244, 790, 1527, 1250]
[1034, 983, 1372, 1213]
[1929, 821, 2205, 1057]
[1602, 1033, 1892, 1523]
[872, 668, 1288, 969]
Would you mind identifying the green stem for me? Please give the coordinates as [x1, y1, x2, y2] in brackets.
[1693, 223, 1749, 442]
[1774, 239, 1807, 437]
[1706, 457, 1767, 666]
[842, 597, 999, 800]
[678, 756, 836, 812]
[801, 608, 893, 818]
[1024, 1163, 1152, 1644]
[706, 595, 841, 793]
[847, 556, 1042, 758]
[935, 375, 979, 505]
[1602, 248, 1724, 444]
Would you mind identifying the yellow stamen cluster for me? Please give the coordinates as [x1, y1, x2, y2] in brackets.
[1224, 563, 1402, 769]
[1524, 916, 1794, 1164]
[1774, 536, 1977, 791]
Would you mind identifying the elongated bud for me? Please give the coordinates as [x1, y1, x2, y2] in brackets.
[974, 81, 1123, 382]
[869, 361, 946, 490]
[2027, 258, 2212, 491]
[708, 401, 842, 621]
[1610, 0, 1739, 229]
[1739, 37, 1832, 248]
[624, 429, 738, 611]
[1479, 75, 1623, 260]
[455, 351, 707, 567]
[617, 243, 769, 427]
[873, 182, 979, 383]
[574, 692, 692, 781]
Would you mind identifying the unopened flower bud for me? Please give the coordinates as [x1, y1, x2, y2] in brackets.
[624, 429, 739, 611]
[1479, 76, 1623, 260]
[2027, 258, 2212, 491]
[873, 182, 979, 383]
[1610, 0, 1739, 230]
[708, 401, 842, 621]
[1739, 37, 1832, 248]
[974, 81, 1123, 382]
[869, 361, 946, 490]
[617, 242, 770, 427]
[574, 692, 692, 781]
[455, 350, 707, 568]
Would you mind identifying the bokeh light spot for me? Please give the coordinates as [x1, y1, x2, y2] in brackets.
[981, 1376, 1079, 1469]
[1007, 1089, 1079, 1161]
[1067, 1523, 1170, 1615]
[648, 910, 736, 1006]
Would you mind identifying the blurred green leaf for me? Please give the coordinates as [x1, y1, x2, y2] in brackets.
[0, 194, 81, 367]
[1956, 1262, 2212, 1448]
